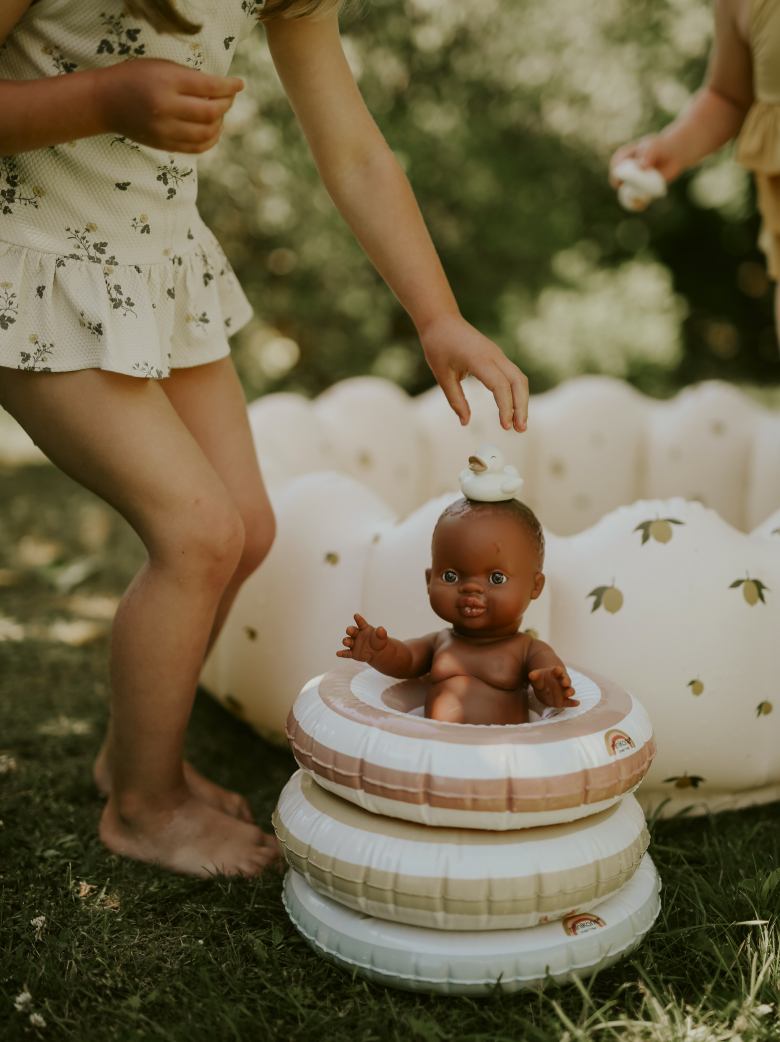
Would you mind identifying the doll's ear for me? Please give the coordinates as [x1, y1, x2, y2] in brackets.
[425, 568, 432, 591]
[531, 572, 546, 600]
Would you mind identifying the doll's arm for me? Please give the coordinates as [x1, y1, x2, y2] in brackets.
[526, 639, 579, 710]
[610, 0, 753, 184]
[265, 13, 528, 434]
[337, 614, 435, 678]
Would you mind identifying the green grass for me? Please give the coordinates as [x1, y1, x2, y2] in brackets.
[1, 465, 779, 1041]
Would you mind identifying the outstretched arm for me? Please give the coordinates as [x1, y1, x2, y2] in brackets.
[610, 0, 753, 184]
[337, 614, 436, 679]
[526, 639, 579, 710]
[265, 12, 528, 433]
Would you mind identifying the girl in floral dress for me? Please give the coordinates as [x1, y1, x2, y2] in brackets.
[0, 0, 528, 877]
[611, 0, 780, 347]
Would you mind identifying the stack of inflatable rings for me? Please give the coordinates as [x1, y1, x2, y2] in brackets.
[274, 661, 661, 995]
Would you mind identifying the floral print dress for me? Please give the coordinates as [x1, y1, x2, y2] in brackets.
[0, 0, 259, 377]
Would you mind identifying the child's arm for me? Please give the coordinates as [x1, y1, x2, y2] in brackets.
[265, 13, 528, 434]
[0, 1, 241, 157]
[526, 639, 579, 710]
[337, 613, 436, 679]
[610, 0, 753, 184]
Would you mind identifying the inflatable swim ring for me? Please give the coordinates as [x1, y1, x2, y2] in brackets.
[286, 661, 656, 830]
[274, 770, 649, 931]
[282, 854, 661, 995]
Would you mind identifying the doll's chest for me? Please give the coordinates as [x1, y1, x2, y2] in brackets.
[430, 637, 525, 691]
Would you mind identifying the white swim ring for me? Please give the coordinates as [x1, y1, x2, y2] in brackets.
[282, 854, 661, 995]
[274, 770, 649, 931]
[286, 661, 656, 829]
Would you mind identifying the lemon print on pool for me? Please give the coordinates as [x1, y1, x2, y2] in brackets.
[634, 518, 684, 545]
[587, 584, 624, 613]
[687, 679, 704, 696]
[756, 701, 773, 717]
[664, 773, 705, 789]
[729, 575, 769, 605]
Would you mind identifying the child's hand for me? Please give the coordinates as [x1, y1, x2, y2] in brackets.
[99, 59, 244, 154]
[337, 613, 390, 663]
[528, 666, 579, 710]
[421, 313, 529, 433]
[609, 134, 683, 188]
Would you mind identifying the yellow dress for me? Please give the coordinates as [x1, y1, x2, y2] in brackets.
[736, 0, 780, 278]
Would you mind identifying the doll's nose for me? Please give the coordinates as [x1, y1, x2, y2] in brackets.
[460, 578, 484, 593]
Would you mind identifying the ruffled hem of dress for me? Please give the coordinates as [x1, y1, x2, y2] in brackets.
[736, 101, 780, 173]
[0, 224, 253, 377]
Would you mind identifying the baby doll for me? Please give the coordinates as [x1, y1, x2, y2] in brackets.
[337, 447, 578, 725]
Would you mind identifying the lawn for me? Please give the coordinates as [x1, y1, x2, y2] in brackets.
[1, 464, 778, 1042]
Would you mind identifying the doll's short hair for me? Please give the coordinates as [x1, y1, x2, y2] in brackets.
[435, 497, 545, 567]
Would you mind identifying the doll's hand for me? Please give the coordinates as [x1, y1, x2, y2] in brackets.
[98, 59, 243, 154]
[528, 666, 579, 710]
[337, 613, 390, 663]
[420, 313, 528, 433]
[609, 134, 684, 188]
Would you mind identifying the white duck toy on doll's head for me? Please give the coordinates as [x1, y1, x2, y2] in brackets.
[459, 443, 524, 502]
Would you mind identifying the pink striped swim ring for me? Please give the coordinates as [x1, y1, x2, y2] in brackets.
[286, 661, 656, 830]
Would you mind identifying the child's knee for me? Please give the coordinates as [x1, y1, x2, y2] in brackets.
[160, 494, 245, 588]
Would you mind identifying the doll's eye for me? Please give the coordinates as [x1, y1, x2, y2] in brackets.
[442, 571, 458, 583]
[489, 572, 507, 585]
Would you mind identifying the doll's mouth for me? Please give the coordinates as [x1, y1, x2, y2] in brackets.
[459, 599, 486, 618]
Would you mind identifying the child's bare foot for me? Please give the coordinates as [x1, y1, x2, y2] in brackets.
[99, 790, 281, 877]
[94, 742, 254, 823]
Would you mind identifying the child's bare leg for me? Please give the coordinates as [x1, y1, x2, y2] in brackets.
[94, 358, 276, 825]
[0, 367, 277, 876]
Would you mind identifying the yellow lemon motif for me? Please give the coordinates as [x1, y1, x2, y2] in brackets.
[743, 580, 759, 606]
[757, 701, 773, 716]
[675, 776, 692, 789]
[603, 587, 624, 613]
[650, 520, 673, 543]
[690, 680, 704, 696]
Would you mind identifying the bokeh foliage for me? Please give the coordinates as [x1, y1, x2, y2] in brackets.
[197, 0, 780, 401]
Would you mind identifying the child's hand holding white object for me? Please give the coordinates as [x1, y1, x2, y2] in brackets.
[612, 158, 668, 212]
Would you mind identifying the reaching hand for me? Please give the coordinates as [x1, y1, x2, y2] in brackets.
[337, 613, 390, 663]
[528, 666, 579, 710]
[609, 134, 683, 188]
[420, 313, 529, 433]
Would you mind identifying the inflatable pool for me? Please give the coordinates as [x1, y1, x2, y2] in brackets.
[287, 662, 655, 829]
[274, 770, 649, 931]
[197, 376, 780, 818]
[282, 853, 661, 995]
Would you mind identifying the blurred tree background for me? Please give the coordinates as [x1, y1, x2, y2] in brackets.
[197, 0, 780, 403]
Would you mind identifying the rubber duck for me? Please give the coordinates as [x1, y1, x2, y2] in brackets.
[613, 158, 667, 212]
[459, 444, 524, 502]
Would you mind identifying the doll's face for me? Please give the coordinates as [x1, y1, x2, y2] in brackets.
[426, 510, 545, 638]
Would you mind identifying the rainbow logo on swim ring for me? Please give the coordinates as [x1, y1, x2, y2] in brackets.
[561, 911, 607, 936]
[604, 728, 636, 757]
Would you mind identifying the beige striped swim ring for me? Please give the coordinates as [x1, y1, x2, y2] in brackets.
[286, 661, 656, 829]
[274, 770, 649, 931]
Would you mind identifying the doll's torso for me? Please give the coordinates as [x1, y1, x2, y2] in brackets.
[425, 630, 531, 725]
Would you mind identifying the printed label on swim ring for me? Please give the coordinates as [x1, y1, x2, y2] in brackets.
[561, 912, 607, 936]
[604, 729, 635, 756]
